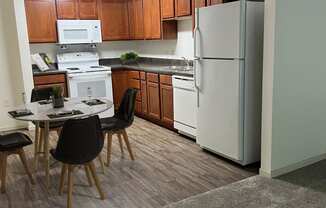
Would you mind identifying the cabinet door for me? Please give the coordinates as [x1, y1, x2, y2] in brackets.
[160, 84, 174, 126]
[78, 0, 98, 19]
[25, 0, 57, 43]
[141, 80, 148, 115]
[100, 0, 130, 40]
[128, 0, 144, 39]
[208, 0, 222, 6]
[56, 0, 78, 19]
[111, 70, 129, 110]
[147, 81, 161, 120]
[162, 0, 174, 19]
[176, 0, 191, 17]
[143, 0, 161, 39]
[195, 0, 206, 7]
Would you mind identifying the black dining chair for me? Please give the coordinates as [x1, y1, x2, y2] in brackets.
[50, 115, 105, 208]
[0, 132, 34, 193]
[31, 87, 64, 155]
[101, 88, 138, 166]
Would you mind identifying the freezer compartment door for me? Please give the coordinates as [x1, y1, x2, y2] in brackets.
[196, 59, 243, 161]
[195, 1, 244, 59]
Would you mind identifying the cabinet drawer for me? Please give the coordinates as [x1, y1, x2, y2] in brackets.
[34, 74, 66, 85]
[129, 79, 141, 101]
[128, 70, 140, 79]
[140, 71, 146, 80]
[128, 79, 140, 89]
[147, 73, 159, 83]
[160, 74, 172, 85]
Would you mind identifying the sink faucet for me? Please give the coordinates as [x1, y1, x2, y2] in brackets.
[181, 57, 191, 68]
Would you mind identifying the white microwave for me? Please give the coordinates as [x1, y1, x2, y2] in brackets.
[57, 20, 102, 44]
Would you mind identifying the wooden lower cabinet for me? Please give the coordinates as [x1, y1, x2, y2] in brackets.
[33, 73, 68, 97]
[140, 80, 148, 115]
[146, 81, 161, 120]
[111, 70, 129, 110]
[112, 69, 174, 129]
[160, 84, 174, 127]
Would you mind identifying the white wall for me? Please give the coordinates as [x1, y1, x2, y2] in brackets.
[0, 0, 34, 131]
[261, 0, 326, 177]
[30, 19, 194, 62]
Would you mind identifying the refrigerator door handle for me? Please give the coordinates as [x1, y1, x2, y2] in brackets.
[194, 58, 200, 107]
[194, 7, 201, 108]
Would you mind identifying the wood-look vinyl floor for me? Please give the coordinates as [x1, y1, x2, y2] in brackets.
[0, 117, 258, 208]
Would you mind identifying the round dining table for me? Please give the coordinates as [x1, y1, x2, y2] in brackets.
[9, 97, 113, 188]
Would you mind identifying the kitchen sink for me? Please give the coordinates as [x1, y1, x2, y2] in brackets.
[169, 66, 193, 71]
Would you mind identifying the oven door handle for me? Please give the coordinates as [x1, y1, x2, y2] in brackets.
[68, 72, 111, 79]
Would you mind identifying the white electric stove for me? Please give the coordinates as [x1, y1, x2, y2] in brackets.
[57, 52, 114, 118]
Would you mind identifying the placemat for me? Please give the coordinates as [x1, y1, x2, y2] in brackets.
[8, 110, 33, 118]
[82, 99, 105, 106]
[47, 110, 83, 119]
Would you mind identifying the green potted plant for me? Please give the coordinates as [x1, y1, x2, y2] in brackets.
[120, 51, 139, 65]
[51, 86, 64, 108]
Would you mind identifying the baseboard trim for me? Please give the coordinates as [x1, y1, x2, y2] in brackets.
[260, 153, 326, 178]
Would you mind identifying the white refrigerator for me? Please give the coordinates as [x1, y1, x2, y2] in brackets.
[194, 1, 264, 165]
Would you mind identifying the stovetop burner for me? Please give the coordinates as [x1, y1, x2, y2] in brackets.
[90, 66, 104, 69]
[66, 67, 80, 71]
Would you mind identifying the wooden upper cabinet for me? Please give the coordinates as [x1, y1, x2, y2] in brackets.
[208, 0, 222, 6]
[128, 0, 144, 40]
[100, 0, 130, 40]
[25, 0, 58, 43]
[143, 0, 161, 40]
[56, 0, 98, 20]
[176, 0, 191, 17]
[78, 0, 98, 19]
[56, 0, 78, 19]
[162, 0, 175, 19]
[195, 0, 206, 8]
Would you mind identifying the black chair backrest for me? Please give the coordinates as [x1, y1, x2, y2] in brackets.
[115, 88, 138, 125]
[31, 87, 53, 102]
[54, 115, 104, 164]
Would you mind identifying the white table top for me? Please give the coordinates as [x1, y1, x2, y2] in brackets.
[9, 97, 113, 122]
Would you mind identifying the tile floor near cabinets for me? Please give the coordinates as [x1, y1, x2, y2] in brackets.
[0, 117, 257, 208]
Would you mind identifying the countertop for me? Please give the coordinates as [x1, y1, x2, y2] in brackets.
[32, 64, 194, 77]
[107, 64, 194, 77]
[32, 57, 194, 77]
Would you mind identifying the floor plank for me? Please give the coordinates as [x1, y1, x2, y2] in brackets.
[0, 117, 258, 208]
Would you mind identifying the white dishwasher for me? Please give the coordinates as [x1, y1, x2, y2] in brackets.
[172, 75, 197, 138]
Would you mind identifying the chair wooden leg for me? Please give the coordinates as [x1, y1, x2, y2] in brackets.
[0, 153, 2, 183]
[67, 165, 74, 208]
[106, 132, 113, 167]
[17, 148, 35, 185]
[97, 155, 105, 174]
[84, 165, 93, 186]
[59, 164, 68, 195]
[1, 152, 7, 193]
[38, 129, 44, 153]
[122, 129, 135, 160]
[117, 133, 124, 155]
[34, 123, 40, 170]
[88, 162, 105, 200]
